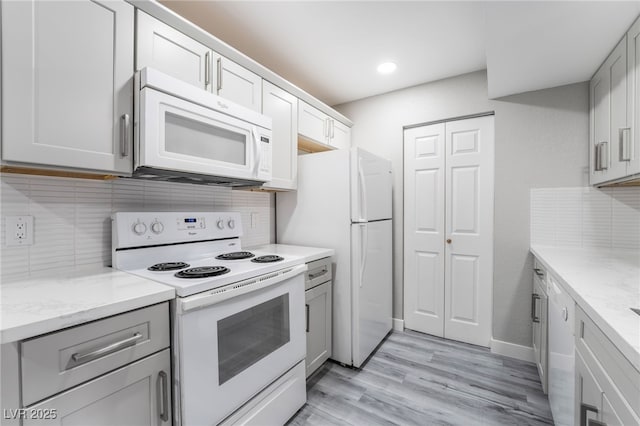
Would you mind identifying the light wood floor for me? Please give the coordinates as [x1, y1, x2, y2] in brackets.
[288, 330, 553, 426]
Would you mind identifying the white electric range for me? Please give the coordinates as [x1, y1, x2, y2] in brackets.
[112, 212, 307, 426]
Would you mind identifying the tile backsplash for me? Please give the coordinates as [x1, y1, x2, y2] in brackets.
[531, 186, 640, 249]
[0, 174, 274, 281]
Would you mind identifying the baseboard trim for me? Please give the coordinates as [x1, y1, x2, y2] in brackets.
[490, 338, 535, 362]
[392, 318, 404, 332]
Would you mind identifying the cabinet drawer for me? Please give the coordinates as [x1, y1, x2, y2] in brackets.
[21, 302, 169, 406]
[305, 257, 332, 291]
[576, 305, 640, 421]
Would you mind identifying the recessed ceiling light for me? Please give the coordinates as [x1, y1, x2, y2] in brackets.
[377, 62, 397, 75]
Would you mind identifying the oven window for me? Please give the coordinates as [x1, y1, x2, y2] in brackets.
[217, 294, 290, 385]
[165, 112, 247, 165]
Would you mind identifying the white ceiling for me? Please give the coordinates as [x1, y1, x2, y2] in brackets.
[160, 1, 640, 106]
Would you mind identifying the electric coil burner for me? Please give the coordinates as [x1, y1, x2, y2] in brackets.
[251, 255, 284, 263]
[175, 266, 230, 279]
[215, 251, 255, 260]
[148, 261, 190, 271]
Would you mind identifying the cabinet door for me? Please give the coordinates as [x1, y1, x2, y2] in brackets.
[305, 281, 332, 377]
[262, 81, 298, 190]
[1, 0, 134, 174]
[217, 57, 262, 112]
[330, 120, 351, 150]
[590, 37, 628, 185]
[136, 10, 213, 92]
[298, 100, 329, 145]
[23, 349, 171, 426]
[576, 351, 603, 426]
[628, 17, 640, 176]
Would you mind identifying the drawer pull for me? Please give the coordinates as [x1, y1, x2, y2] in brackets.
[308, 268, 328, 280]
[580, 403, 599, 426]
[531, 294, 541, 323]
[158, 370, 169, 422]
[71, 332, 143, 363]
[305, 304, 310, 333]
[533, 268, 544, 277]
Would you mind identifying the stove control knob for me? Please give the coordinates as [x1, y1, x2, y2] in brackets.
[217, 219, 225, 230]
[151, 221, 164, 234]
[133, 221, 147, 236]
[228, 219, 235, 229]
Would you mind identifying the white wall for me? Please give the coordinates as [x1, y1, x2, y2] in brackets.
[335, 70, 590, 347]
[0, 174, 274, 282]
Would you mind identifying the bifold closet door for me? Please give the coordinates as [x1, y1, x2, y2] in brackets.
[403, 116, 494, 347]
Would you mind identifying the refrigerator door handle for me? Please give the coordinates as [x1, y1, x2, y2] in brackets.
[359, 224, 368, 287]
[358, 157, 368, 221]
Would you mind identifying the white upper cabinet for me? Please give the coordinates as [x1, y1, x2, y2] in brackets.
[628, 17, 640, 177]
[298, 100, 350, 150]
[136, 10, 213, 92]
[262, 81, 298, 190]
[136, 11, 261, 112]
[590, 14, 640, 185]
[590, 37, 628, 185]
[216, 57, 262, 112]
[1, 0, 134, 174]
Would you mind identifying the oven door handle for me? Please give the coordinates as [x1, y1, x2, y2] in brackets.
[178, 264, 308, 313]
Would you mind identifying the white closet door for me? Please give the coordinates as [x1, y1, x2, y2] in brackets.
[403, 124, 446, 337]
[443, 116, 494, 347]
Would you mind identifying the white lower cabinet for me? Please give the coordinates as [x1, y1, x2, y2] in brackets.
[24, 349, 171, 426]
[305, 281, 332, 377]
[532, 262, 548, 394]
[574, 305, 640, 426]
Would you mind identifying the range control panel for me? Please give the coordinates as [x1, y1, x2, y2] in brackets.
[113, 212, 243, 249]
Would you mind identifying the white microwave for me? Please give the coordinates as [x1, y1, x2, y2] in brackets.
[134, 68, 272, 186]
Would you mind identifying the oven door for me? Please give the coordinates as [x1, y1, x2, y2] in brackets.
[138, 86, 271, 182]
[174, 265, 306, 425]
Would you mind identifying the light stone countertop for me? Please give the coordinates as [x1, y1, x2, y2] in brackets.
[0, 267, 175, 344]
[530, 245, 640, 372]
[248, 244, 334, 264]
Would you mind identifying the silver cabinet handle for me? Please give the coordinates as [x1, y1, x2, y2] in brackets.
[330, 119, 335, 138]
[120, 114, 130, 157]
[308, 268, 328, 280]
[204, 51, 211, 89]
[595, 143, 601, 171]
[599, 142, 609, 170]
[324, 118, 330, 139]
[580, 403, 599, 426]
[534, 268, 544, 277]
[620, 128, 631, 161]
[217, 57, 223, 92]
[305, 304, 310, 333]
[158, 370, 169, 422]
[531, 294, 540, 323]
[71, 332, 142, 363]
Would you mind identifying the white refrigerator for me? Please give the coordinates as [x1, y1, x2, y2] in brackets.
[277, 147, 392, 367]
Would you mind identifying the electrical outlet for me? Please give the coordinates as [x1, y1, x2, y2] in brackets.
[250, 212, 259, 229]
[6, 216, 34, 246]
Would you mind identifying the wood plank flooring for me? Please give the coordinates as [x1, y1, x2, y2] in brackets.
[288, 330, 553, 426]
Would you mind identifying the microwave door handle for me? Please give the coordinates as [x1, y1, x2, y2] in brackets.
[252, 127, 261, 175]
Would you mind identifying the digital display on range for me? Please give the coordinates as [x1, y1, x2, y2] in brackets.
[184, 218, 197, 223]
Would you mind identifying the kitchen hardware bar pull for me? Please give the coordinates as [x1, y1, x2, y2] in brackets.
[308, 268, 327, 280]
[599, 141, 609, 170]
[158, 370, 169, 422]
[531, 294, 540, 322]
[324, 118, 330, 138]
[217, 57, 222, 92]
[534, 268, 544, 277]
[330, 119, 335, 138]
[595, 143, 601, 171]
[305, 304, 310, 332]
[204, 52, 210, 88]
[120, 114, 130, 157]
[71, 332, 142, 363]
[580, 403, 599, 426]
[621, 128, 631, 161]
